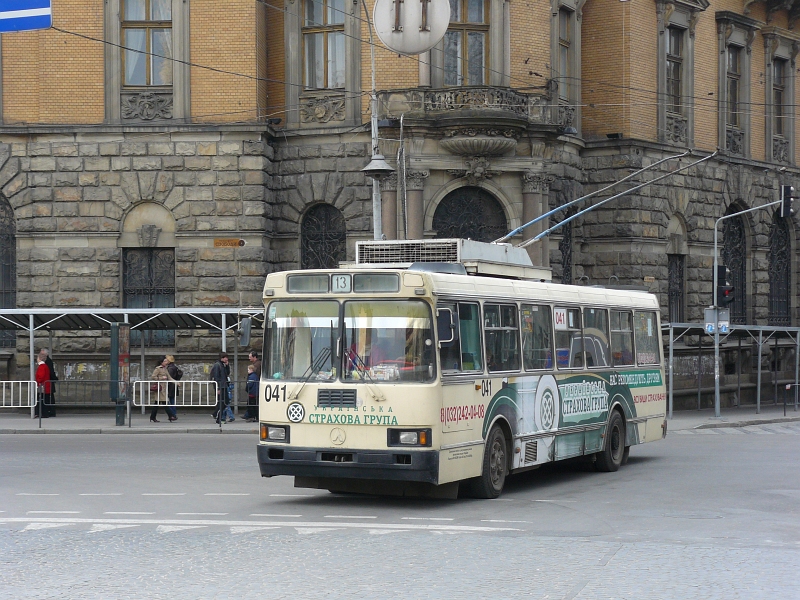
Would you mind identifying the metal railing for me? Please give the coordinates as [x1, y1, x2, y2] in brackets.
[131, 380, 217, 407]
[0, 380, 36, 408]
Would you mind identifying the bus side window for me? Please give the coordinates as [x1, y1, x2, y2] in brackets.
[583, 308, 610, 368]
[554, 307, 583, 369]
[484, 304, 521, 372]
[437, 302, 461, 372]
[458, 303, 483, 372]
[611, 310, 635, 366]
[634, 311, 661, 365]
[522, 304, 553, 370]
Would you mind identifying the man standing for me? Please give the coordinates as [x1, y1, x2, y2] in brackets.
[165, 355, 182, 422]
[210, 352, 231, 424]
[249, 350, 261, 375]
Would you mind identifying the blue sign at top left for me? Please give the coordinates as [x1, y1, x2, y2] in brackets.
[0, 0, 52, 33]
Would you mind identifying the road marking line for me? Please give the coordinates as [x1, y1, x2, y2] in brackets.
[0, 517, 521, 533]
[481, 519, 530, 523]
[204, 493, 250, 496]
[231, 526, 280, 534]
[401, 517, 454, 521]
[369, 529, 406, 535]
[269, 494, 314, 498]
[17, 493, 59, 496]
[532, 499, 577, 503]
[177, 513, 228, 516]
[105, 512, 154, 515]
[142, 493, 186, 496]
[27, 511, 80, 514]
[80, 493, 123, 496]
[324, 515, 377, 519]
[157, 525, 206, 533]
[23, 523, 71, 531]
[296, 527, 341, 534]
[250, 513, 302, 518]
[89, 524, 140, 533]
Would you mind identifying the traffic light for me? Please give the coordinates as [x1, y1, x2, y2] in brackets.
[717, 264, 734, 307]
[781, 185, 795, 218]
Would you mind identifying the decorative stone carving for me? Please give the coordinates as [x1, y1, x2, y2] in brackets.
[726, 127, 744, 156]
[299, 95, 346, 123]
[380, 171, 398, 191]
[138, 224, 162, 247]
[121, 92, 173, 120]
[773, 136, 790, 163]
[557, 104, 576, 127]
[448, 157, 499, 185]
[406, 170, 429, 191]
[439, 135, 517, 156]
[522, 171, 554, 194]
[666, 114, 688, 144]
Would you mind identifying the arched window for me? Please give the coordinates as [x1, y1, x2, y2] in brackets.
[301, 204, 346, 269]
[722, 213, 747, 324]
[0, 197, 15, 347]
[432, 187, 507, 242]
[768, 211, 791, 325]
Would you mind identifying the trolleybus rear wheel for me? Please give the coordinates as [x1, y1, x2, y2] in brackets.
[469, 424, 508, 499]
[595, 411, 625, 472]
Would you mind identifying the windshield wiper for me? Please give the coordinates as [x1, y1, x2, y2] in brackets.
[289, 346, 332, 400]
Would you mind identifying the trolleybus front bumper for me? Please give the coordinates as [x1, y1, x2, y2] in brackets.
[257, 444, 440, 484]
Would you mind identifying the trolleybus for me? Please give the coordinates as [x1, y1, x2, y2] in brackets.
[256, 239, 667, 498]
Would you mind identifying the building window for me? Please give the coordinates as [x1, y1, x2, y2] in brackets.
[726, 46, 741, 129]
[768, 211, 791, 326]
[0, 197, 15, 348]
[303, 0, 345, 89]
[722, 214, 747, 324]
[121, 0, 172, 87]
[123, 248, 175, 346]
[432, 187, 507, 242]
[773, 59, 787, 137]
[666, 27, 683, 115]
[557, 8, 572, 103]
[301, 204, 346, 269]
[667, 254, 684, 324]
[443, 0, 488, 86]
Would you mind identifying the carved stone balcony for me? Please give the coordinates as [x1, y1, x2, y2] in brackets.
[377, 87, 559, 129]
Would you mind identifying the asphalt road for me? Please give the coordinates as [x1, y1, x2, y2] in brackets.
[1, 424, 799, 599]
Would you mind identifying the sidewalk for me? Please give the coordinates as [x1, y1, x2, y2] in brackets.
[0, 408, 259, 434]
[1, 403, 799, 434]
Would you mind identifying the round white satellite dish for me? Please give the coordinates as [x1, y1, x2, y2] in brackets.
[373, 0, 451, 55]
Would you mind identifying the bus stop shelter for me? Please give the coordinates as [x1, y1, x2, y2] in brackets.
[664, 322, 800, 418]
[0, 307, 264, 399]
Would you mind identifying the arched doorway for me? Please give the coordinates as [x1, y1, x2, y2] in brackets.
[768, 210, 791, 325]
[0, 197, 15, 347]
[432, 187, 508, 242]
[301, 204, 346, 269]
[722, 212, 747, 324]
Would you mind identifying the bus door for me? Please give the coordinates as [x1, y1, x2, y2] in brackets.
[438, 302, 485, 434]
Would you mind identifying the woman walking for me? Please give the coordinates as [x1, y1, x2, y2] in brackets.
[150, 355, 175, 423]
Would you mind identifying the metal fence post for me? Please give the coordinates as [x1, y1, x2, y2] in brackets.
[795, 332, 799, 412]
[697, 334, 702, 411]
[668, 326, 674, 420]
[756, 330, 763, 414]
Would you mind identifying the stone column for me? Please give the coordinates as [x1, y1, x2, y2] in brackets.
[406, 170, 429, 240]
[381, 172, 398, 240]
[522, 171, 553, 267]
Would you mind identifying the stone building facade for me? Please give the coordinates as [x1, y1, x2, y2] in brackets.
[0, 0, 799, 405]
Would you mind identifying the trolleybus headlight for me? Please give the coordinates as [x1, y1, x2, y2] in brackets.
[388, 428, 431, 447]
[261, 424, 289, 442]
[399, 432, 418, 445]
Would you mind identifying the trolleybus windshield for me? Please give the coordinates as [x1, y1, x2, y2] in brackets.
[266, 301, 339, 381]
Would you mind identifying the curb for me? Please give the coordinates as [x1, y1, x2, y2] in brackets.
[695, 415, 800, 429]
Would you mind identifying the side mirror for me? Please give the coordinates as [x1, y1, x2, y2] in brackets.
[239, 317, 252, 347]
[436, 308, 455, 347]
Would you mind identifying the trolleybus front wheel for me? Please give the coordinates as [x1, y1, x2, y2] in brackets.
[595, 410, 625, 472]
[466, 424, 508, 499]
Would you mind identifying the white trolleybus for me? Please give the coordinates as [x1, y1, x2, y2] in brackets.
[257, 239, 667, 498]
